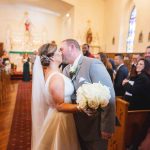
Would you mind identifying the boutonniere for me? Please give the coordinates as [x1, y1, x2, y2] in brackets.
[69, 65, 78, 78]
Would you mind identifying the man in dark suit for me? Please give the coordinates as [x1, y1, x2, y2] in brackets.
[114, 54, 128, 96]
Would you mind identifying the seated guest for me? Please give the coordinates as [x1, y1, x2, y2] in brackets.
[109, 58, 116, 71]
[122, 58, 150, 110]
[99, 53, 114, 81]
[82, 43, 94, 58]
[114, 54, 128, 96]
[96, 52, 116, 71]
[0, 55, 4, 71]
[2, 51, 11, 73]
[129, 54, 142, 80]
[145, 45, 150, 59]
[2, 51, 10, 65]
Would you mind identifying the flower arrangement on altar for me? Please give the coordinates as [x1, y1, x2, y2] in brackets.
[5, 60, 10, 65]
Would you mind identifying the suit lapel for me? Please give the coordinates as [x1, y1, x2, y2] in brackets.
[72, 56, 83, 81]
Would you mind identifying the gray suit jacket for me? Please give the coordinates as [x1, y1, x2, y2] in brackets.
[63, 56, 116, 141]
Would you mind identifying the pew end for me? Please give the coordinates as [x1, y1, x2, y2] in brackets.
[108, 97, 150, 150]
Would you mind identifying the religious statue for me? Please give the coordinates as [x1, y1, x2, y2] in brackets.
[25, 19, 31, 32]
[23, 11, 33, 51]
[85, 20, 93, 45]
[86, 28, 93, 44]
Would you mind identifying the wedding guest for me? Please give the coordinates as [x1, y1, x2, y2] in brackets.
[96, 53, 116, 71]
[22, 53, 30, 81]
[2, 51, 11, 74]
[109, 58, 116, 71]
[99, 53, 114, 81]
[122, 58, 150, 110]
[129, 54, 142, 80]
[114, 54, 128, 96]
[2, 51, 10, 65]
[51, 40, 57, 47]
[0, 55, 4, 71]
[145, 45, 150, 59]
[82, 43, 95, 58]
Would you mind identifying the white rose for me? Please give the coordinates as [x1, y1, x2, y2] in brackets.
[77, 87, 87, 109]
[78, 99, 87, 109]
[76, 82, 111, 110]
[94, 82, 111, 108]
[100, 98, 109, 108]
[88, 98, 99, 109]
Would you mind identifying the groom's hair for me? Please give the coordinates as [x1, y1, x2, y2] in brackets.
[63, 39, 81, 51]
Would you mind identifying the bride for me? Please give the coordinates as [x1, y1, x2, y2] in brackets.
[32, 43, 81, 150]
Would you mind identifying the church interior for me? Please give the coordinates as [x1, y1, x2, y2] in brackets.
[0, 0, 150, 150]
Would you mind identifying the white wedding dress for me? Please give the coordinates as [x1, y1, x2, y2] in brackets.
[36, 72, 80, 150]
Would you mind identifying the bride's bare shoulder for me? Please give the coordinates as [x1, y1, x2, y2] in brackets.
[48, 73, 64, 94]
[49, 72, 64, 84]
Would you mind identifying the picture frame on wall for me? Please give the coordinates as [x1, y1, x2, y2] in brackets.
[138, 31, 143, 43]
[112, 37, 115, 45]
[148, 32, 150, 42]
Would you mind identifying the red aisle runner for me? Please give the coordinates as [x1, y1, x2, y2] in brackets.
[7, 81, 32, 150]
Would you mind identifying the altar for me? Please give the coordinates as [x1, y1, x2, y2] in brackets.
[6, 11, 47, 72]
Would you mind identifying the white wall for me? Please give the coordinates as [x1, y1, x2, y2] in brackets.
[104, 0, 150, 53]
[134, 0, 150, 52]
[1, 0, 150, 54]
[61, 7, 74, 41]
[63, 0, 105, 53]
[0, 4, 61, 52]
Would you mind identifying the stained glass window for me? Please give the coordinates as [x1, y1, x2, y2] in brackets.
[126, 7, 136, 53]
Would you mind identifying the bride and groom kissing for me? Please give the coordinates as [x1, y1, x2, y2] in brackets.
[32, 39, 116, 150]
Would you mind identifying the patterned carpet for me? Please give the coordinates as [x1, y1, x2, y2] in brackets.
[7, 81, 32, 150]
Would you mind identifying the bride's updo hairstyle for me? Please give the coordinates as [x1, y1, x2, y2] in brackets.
[38, 43, 57, 66]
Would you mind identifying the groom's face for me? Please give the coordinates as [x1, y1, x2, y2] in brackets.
[60, 42, 72, 64]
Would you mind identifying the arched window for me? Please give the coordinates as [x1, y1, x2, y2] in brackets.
[126, 7, 136, 53]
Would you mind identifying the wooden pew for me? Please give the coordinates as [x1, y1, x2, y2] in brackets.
[0, 70, 12, 104]
[0, 71, 2, 104]
[108, 98, 150, 150]
[108, 98, 128, 150]
[125, 109, 150, 148]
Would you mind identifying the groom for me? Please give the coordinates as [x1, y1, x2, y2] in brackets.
[61, 39, 115, 150]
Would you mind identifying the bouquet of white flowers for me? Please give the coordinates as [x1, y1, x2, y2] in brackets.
[76, 82, 111, 110]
